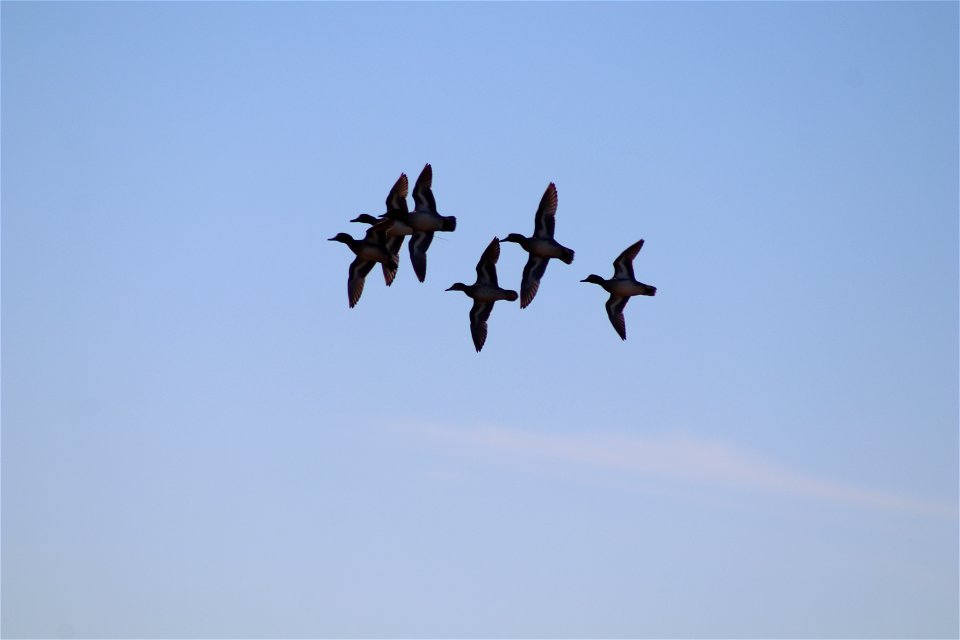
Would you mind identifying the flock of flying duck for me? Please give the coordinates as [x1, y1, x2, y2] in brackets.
[329, 163, 657, 352]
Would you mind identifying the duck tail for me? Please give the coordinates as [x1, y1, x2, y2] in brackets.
[505, 290, 519, 302]
[442, 216, 457, 232]
[643, 284, 657, 296]
[561, 248, 575, 265]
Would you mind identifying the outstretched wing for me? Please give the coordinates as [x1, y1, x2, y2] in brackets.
[412, 163, 436, 212]
[605, 294, 629, 340]
[408, 231, 434, 283]
[475, 237, 501, 286]
[532, 182, 558, 239]
[380, 261, 398, 287]
[347, 257, 376, 308]
[385, 173, 409, 216]
[469, 299, 495, 352]
[612, 239, 644, 280]
[520, 255, 550, 309]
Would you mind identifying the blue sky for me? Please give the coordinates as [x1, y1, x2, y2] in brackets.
[2, 2, 957, 638]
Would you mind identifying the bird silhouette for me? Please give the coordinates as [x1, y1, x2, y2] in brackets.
[446, 237, 518, 352]
[581, 239, 657, 340]
[501, 182, 575, 308]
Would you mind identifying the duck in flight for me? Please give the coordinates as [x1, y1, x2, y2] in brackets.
[501, 182, 575, 308]
[328, 224, 399, 308]
[383, 163, 456, 282]
[581, 239, 657, 340]
[350, 173, 412, 283]
[446, 237, 518, 352]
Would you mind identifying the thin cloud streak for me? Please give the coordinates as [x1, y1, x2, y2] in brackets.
[419, 424, 957, 517]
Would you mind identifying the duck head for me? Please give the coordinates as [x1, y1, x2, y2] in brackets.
[501, 233, 527, 245]
[445, 283, 469, 293]
[327, 233, 355, 244]
[350, 214, 380, 225]
[581, 274, 606, 286]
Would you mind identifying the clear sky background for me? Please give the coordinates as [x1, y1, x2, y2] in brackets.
[2, 2, 957, 638]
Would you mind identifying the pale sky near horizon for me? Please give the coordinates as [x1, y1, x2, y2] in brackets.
[2, 2, 958, 638]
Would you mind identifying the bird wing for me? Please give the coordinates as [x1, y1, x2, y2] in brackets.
[469, 299, 495, 352]
[408, 231, 434, 283]
[347, 257, 376, 308]
[385, 173, 409, 216]
[532, 182, 558, 239]
[475, 237, 501, 286]
[605, 294, 629, 340]
[380, 261, 398, 287]
[380, 233, 404, 286]
[520, 255, 550, 309]
[612, 239, 644, 279]
[412, 163, 436, 212]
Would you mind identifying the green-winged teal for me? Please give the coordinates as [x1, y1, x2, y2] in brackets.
[501, 182, 575, 308]
[328, 225, 399, 308]
[581, 239, 657, 340]
[446, 237, 518, 352]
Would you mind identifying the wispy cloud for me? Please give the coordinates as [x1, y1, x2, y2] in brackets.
[416, 424, 957, 517]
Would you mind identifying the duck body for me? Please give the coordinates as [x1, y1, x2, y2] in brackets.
[501, 183, 575, 308]
[446, 238, 517, 352]
[404, 209, 457, 233]
[503, 234, 575, 263]
[447, 282, 519, 304]
[581, 239, 656, 340]
[584, 276, 657, 298]
[356, 241, 393, 265]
